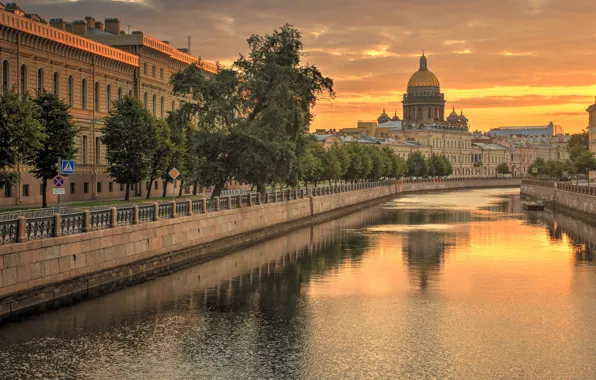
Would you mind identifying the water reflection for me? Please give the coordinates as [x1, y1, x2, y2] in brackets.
[3, 188, 596, 378]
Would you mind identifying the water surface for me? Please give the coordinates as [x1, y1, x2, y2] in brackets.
[2, 188, 596, 379]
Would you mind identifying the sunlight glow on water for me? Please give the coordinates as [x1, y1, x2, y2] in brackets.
[2, 188, 596, 379]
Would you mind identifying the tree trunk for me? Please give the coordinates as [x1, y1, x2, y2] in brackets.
[146, 178, 154, 199]
[125, 183, 130, 201]
[41, 178, 47, 208]
[162, 180, 168, 198]
[178, 180, 184, 196]
[211, 181, 225, 198]
[193, 181, 199, 195]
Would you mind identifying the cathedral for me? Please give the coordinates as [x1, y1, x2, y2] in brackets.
[377, 53, 469, 130]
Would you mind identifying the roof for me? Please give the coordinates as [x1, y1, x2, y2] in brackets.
[473, 143, 508, 150]
[377, 120, 402, 130]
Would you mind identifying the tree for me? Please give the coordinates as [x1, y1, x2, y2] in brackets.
[528, 158, 546, 176]
[30, 92, 77, 207]
[428, 154, 448, 177]
[102, 97, 157, 200]
[367, 146, 387, 180]
[163, 109, 190, 198]
[298, 144, 323, 189]
[573, 150, 596, 185]
[171, 24, 334, 197]
[0, 90, 43, 188]
[406, 152, 428, 178]
[147, 119, 172, 199]
[442, 155, 453, 176]
[567, 130, 589, 162]
[330, 143, 350, 182]
[496, 162, 509, 175]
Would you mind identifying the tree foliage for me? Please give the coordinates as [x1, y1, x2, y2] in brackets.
[496, 162, 509, 174]
[31, 92, 77, 207]
[407, 152, 428, 178]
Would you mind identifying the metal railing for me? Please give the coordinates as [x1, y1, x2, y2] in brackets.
[0, 219, 18, 244]
[0, 206, 65, 222]
[192, 200, 204, 214]
[138, 205, 154, 223]
[90, 210, 112, 231]
[158, 204, 173, 219]
[117, 207, 135, 226]
[176, 201, 190, 217]
[26, 216, 55, 240]
[61, 212, 85, 236]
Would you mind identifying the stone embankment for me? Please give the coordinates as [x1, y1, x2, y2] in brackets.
[0, 178, 520, 320]
[521, 180, 596, 223]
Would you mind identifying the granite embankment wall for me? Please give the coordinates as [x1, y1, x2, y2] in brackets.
[0, 178, 520, 320]
[521, 181, 596, 222]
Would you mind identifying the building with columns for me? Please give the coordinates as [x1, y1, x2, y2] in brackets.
[588, 98, 596, 154]
[0, 3, 216, 206]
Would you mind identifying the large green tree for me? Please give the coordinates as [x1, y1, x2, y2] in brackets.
[428, 154, 448, 177]
[161, 109, 190, 197]
[528, 158, 546, 176]
[171, 24, 334, 197]
[0, 90, 43, 188]
[31, 92, 77, 207]
[147, 119, 172, 199]
[496, 162, 509, 175]
[567, 130, 589, 162]
[573, 150, 596, 185]
[406, 152, 428, 178]
[102, 97, 157, 200]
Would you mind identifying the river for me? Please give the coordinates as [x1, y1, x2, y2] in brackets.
[1, 188, 596, 379]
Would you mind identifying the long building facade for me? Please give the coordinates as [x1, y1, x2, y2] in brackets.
[0, 3, 216, 206]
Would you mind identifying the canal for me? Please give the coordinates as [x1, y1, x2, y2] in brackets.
[2, 188, 596, 379]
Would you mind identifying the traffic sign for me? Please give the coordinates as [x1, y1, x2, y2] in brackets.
[53, 188, 65, 195]
[61, 160, 75, 175]
[53, 176, 65, 188]
[532, 167, 538, 174]
[169, 167, 180, 179]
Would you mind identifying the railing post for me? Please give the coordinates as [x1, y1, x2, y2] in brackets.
[153, 203, 159, 221]
[133, 205, 139, 224]
[188, 199, 193, 216]
[201, 198, 207, 213]
[17, 216, 26, 243]
[238, 195, 243, 208]
[247, 194, 252, 207]
[54, 213, 62, 237]
[83, 210, 91, 232]
[110, 207, 117, 228]
[215, 196, 220, 211]
[226, 196, 232, 209]
[171, 201, 177, 218]
[265, 193, 270, 203]
[256, 193, 261, 205]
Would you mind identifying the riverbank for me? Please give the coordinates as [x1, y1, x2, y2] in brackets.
[0, 178, 520, 322]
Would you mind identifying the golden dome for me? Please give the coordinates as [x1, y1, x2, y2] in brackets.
[407, 53, 440, 88]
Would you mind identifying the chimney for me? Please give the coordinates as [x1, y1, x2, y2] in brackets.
[104, 18, 120, 35]
[50, 18, 66, 30]
[84, 16, 95, 30]
[95, 21, 104, 31]
[72, 20, 87, 36]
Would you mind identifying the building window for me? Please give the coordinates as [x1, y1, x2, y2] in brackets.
[119, 183, 124, 192]
[154, 181, 158, 190]
[129, 89, 133, 98]
[118, 87, 122, 101]
[143, 63, 147, 74]
[97, 182, 102, 193]
[106, 84, 112, 112]
[109, 182, 113, 192]
[152, 94, 156, 116]
[81, 79, 87, 109]
[84, 183, 89, 193]
[67, 76, 73, 106]
[39, 183, 43, 195]
[171, 99, 175, 111]
[95, 137, 101, 164]
[82, 135, 88, 164]
[94, 82, 100, 111]
[152, 65, 156, 77]
[37, 68, 44, 92]
[144, 92, 148, 108]
[20, 64, 26, 97]
[22, 184, 29, 197]
[2, 60, 9, 95]
[160, 96, 164, 118]
[160, 68, 164, 80]
[70, 183, 75, 194]
[53, 72, 59, 96]
[4, 185, 12, 197]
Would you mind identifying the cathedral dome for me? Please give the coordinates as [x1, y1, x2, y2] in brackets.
[377, 108, 391, 124]
[407, 53, 440, 88]
[391, 110, 400, 121]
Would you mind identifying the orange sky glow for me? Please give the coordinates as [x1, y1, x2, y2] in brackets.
[24, 0, 596, 134]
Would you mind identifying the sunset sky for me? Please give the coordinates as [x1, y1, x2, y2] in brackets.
[20, 0, 596, 133]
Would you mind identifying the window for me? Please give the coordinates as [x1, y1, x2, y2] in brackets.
[81, 79, 87, 109]
[82, 135, 88, 164]
[119, 183, 124, 192]
[146, 182, 150, 190]
[67, 76, 73, 106]
[128, 89, 133, 98]
[70, 183, 75, 194]
[154, 181, 158, 190]
[97, 182, 102, 193]
[152, 94, 156, 116]
[20, 64, 26, 97]
[37, 68, 44, 92]
[118, 87, 122, 101]
[106, 84, 112, 112]
[4, 185, 12, 197]
[94, 82, 100, 111]
[95, 137, 101, 164]
[160, 96, 164, 118]
[2, 60, 9, 95]
[39, 184, 43, 195]
[152, 65, 155, 77]
[160, 68, 163, 80]
[22, 184, 29, 197]
[144, 92, 148, 108]
[171, 99, 175, 111]
[53, 72, 59, 95]
[84, 183, 89, 193]
[109, 182, 113, 192]
[143, 63, 147, 74]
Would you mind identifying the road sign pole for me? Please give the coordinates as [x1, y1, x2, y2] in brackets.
[57, 157, 62, 211]
[174, 178, 177, 202]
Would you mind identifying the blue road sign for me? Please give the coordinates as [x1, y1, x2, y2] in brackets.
[61, 160, 75, 175]
[53, 176, 65, 188]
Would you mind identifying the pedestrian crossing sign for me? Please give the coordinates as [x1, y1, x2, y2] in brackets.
[61, 160, 75, 175]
